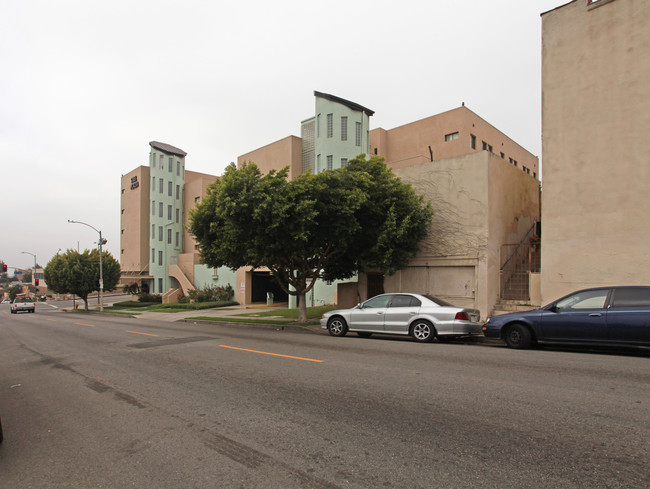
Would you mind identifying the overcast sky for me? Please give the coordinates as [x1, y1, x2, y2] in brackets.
[1, 0, 563, 273]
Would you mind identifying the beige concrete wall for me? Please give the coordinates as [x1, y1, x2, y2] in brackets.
[370, 106, 539, 178]
[541, 0, 650, 302]
[120, 166, 150, 274]
[237, 135, 302, 180]
[386, 152, 539, 318]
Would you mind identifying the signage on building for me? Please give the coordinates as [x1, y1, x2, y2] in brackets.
[130, 176, 139, 190]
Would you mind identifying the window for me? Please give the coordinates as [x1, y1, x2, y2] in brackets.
[470, 134, 476, 149]
[355, 122, 361, 146]
[152, 201, 155, 215]
[152, 224, 155, 236]
[176, 185, 180, 200]
[194, 196, 200, 203]
[341, 158, 348, 167]
[158, 278, 163, 291]
[151, 248, 155, 263]
[445, 132, 459, 142]
[152, 177, 155, 191]
[488, 144, 493, 153]
[482, 141, 488, 150]
[158, 251, 163, 266]
[327, 155, 333, 170]
[611, 288, 650, 308]
[176, 208, 179, 223]
[555, 289, 610, 310]
[121, 249, 124, 255]
[121, 209, 125, 215]
[533, 172, 537, 179]
[159, 154, 163, 165]
[326, 113, 333, 138]
[168, 205, 172, 220]
[159, 202, 163, 217]
[389, 295, 421, 308]
[500, 152, 505, 159]
[177, 161, 180, 176]
[158, 226, 163, 241]
[168, 181, 172, 196]
[317, 114, 321, 137]
[121, 229, 124, 235]
[362, 295, 392, 309]
[121, 188, 125, 194]
[151, 152, 156, 167]
[175, 232, 179, 247]
[341, 116, 348, 141]
[168, 157, 173, 172]
[167, 229, 172, 244]
[159, 178, 163, 193]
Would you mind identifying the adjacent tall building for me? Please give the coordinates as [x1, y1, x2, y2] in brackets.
[541, 0, 650, 301]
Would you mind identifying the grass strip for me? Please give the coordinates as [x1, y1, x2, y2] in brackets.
[185, 316, 319, 326]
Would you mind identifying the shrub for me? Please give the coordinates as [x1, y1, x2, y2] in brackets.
[138, 293, 162, 303]
[187, 284, 234, 303]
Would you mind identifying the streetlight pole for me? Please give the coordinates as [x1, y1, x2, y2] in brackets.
[20, 251, 37, 287]
[68, 220, 107, 312]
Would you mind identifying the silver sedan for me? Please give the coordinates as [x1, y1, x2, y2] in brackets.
[321, 293, 482, 343]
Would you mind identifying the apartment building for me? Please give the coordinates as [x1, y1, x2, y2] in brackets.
[541, 0, 650, 301]
[120, 142, 232, 300]
[236, 94, 540, 316]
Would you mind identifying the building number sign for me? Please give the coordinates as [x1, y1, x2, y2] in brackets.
[130, 176, 139, 190]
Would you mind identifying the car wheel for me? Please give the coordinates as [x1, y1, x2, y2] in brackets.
[504, 324, 532, 349]
[357, 332, 372, 338]
[411, 320, 435, 343]
[327, 317, 348, 337]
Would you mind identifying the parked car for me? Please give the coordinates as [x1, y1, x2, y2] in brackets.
[321, 293, 482, 343]
[10, 296, 36, 314]
[483, 286, 650, 349]
[1, 299, 10, 304]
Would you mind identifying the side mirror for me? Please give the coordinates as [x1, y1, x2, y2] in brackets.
[356, 302, 362, 309]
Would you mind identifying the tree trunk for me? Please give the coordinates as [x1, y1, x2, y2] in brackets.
[297, 292, 308, 323]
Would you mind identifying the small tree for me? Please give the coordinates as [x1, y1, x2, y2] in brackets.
[190, 156, 433, 321]
[44, 249, 121, 310]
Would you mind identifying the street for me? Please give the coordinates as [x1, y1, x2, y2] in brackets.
[0, 304, 648, 488]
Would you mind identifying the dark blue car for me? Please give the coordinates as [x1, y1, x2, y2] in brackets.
[483, 286, 650, 349]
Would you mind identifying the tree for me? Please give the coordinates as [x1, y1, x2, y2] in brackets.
[44, 249, 121, 310]
[189, 156, 434, 322]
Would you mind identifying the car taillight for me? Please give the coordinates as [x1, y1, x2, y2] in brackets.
[455, 312, 470, 321]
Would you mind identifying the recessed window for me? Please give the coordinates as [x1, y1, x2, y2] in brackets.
[470, 134, 476, 149]
[194, 196, 200, 203]
[482, 141, 488, 151]
[500, 152, 505, 159]
[159, 178, 163, 193]
[167, 229, 172, 244]
[152, 177, 156, 191]
[176, 185, 180, 199]
[341, 116, 348, 141]
[355, 122, 362, 147]
[168, 181, 172, 196]
[317, 114, 321, 137]
[152, 224, 155, 236]
[175, 232, 179, 247]
[341, 158, 348, 167]
[151, 248, 155, 263]
[121, 229, 124, 235]
[176, 208, 179, 223]
[121, 209, 125, 215]
[176, 161, 180, 176]
[327, 155, 333, 170]
[317, 154, 321, 172]
[445, 132, 459, 142]
[326, 113, 333, 138]
[158, 226, 163, 241]
[159, 202, 163, 217]
[121, 188, 125, 194]
[168, 157, 173, 172]
[168, 205, 172, 220]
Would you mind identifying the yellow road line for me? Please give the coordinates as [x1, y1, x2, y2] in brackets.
[74, 322, 95, 327]
[45, 318, 57, 322]
[219, 345, 323, 363]
[125, 330, 159, 337]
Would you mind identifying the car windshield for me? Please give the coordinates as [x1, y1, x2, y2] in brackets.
[422, 295, 455, 307]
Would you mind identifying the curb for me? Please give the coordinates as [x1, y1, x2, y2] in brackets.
[178, 318, 325, 334]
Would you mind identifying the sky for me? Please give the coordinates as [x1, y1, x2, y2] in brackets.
[1, 0, 563, 273]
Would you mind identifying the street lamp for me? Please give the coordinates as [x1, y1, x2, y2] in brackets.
[68, 220, 107, 312]
[20, 251, 37, 286]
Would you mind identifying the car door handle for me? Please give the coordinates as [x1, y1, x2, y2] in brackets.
[589, 313, 602, 317]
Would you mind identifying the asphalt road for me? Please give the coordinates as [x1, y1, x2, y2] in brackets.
[0, 305, 648, 488]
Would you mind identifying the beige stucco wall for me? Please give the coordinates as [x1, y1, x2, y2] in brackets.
[541, 0, 650, 302]
[387, 152, 540, 318]
[237, 135, 302, 179]
[184, 170, 218, 255]
[120, 166, 150, 275]
[371, 106, 539, 178]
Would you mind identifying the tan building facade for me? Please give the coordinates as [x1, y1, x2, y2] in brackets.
[370, 106, 539, 178]
[541, 0, 650, 301]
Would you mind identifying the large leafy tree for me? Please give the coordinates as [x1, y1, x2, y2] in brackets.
[44, 249, 121, 310]
[189, 155, 433, 321]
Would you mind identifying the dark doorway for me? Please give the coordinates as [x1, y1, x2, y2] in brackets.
[366, 273, 384, 299]
[251, 271, 289, 303]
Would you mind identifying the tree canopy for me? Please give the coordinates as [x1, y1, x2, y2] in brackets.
[44, 249, 121, 310]
[189, 155, 433, 321]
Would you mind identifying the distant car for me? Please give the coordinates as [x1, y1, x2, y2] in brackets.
[321, 293, 482, 343]
[483, 286, 650, 349]
[10, 297, 36, 314]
